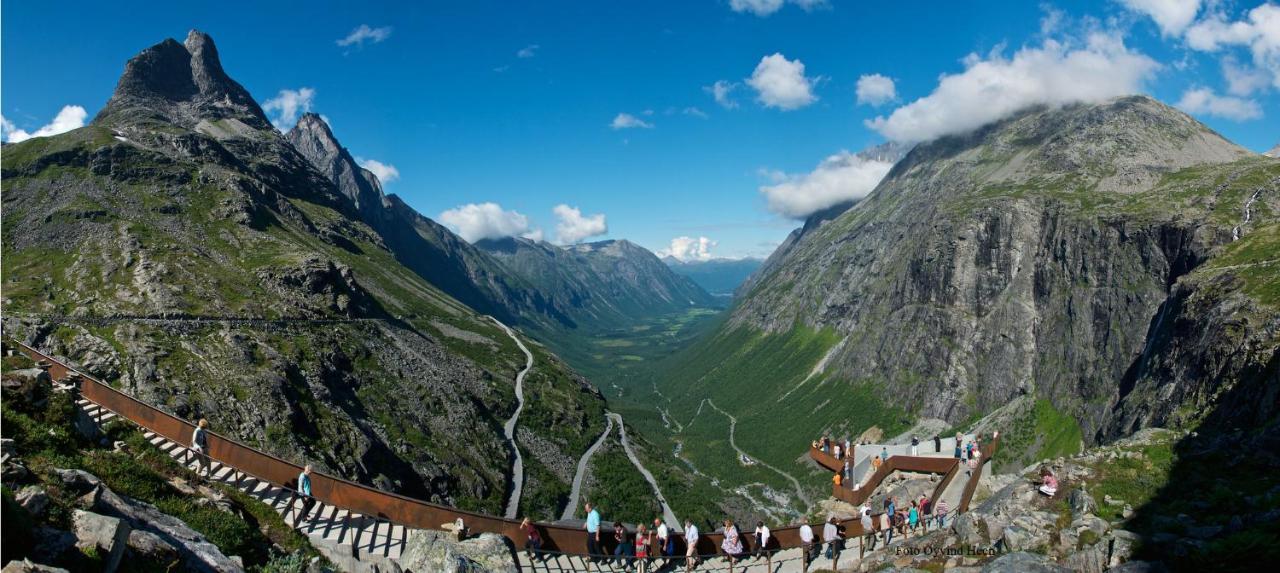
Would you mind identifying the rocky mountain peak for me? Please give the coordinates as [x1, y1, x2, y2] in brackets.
[286, 112, 387, 216]
[96, 30, 270, 129]
[1266, 143, 1280, 158]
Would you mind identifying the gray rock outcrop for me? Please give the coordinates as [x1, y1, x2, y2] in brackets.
[396, 530, 516, 573]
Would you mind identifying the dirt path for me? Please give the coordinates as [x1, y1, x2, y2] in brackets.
[705, 399, 813, 509]
[608, 412, 682, 530]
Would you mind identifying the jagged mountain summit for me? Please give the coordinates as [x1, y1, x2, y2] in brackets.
[648, 95, 1278, 474]
[1267, 142, 1280, 158]
[1, 31, 610, 517]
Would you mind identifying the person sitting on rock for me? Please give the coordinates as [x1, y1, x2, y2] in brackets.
[1038, 472, 1059, 496]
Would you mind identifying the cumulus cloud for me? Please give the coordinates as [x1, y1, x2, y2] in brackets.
[658, 236, 718, 261]
[760, 151, 896, 219]
[1183, 4, 1280, 90]
[1118, 0, 1203, 36]
[356, 157, 400, 183]
[262, 87, 316, 131]
[856, 73, 897, 106]
[729, 0, 828, 17]
[553, 204, 608, 244]
[1176, 87, 1263, 120]
[337, 25, 392, 47]
[439, 202, 540, 243]
[747, 53, 818, 110]
[705, 80, 740, 109]
[517, 44, 540, 58]
[1221, 56, 1272, 95]
[1, 105, 87, 143]
[865, 33, 1158, 143]
[610, 113, 653, 129]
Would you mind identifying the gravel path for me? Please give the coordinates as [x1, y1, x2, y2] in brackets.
[608, 412, 682, 530]
[562, 414, 615, 520]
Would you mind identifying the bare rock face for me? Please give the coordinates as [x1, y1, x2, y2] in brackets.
[71, 510, 131, 572]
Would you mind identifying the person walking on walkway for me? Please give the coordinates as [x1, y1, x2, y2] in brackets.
[871, 455, 882, 472]
[860, 506, 876, 551]
[833, 442, 843, 460]
[634, 524, 651, 573]
[684, 519, 700, 571]
[908, 500, 920, 536]
[934, 434, 941, 453]
[521, 517, 543, 561]
[833, 471, 843, 488]
[920, 495, 931, 531]
[822, 517, 842, 562]
[934, 499, 950, 529]
[911, 435, 919, 456]
[191, 419, 211, 478]
[753, 520, 770, 559]
[721, 519, 744, 565]
[296, 464, 316, 526]
[881, 446, 889, 463]
[585, 503, 602, 562]
[654, 517, 674, 560]
[613, 521, 635, 568]
[880, 511, 892, 545]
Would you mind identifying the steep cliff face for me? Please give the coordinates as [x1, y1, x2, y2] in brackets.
[284, 113, 563, 326]
[1, 31, 607, 517]
[655, 96, 1277, 472]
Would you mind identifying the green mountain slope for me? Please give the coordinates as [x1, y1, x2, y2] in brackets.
[1, 30, 606, 518]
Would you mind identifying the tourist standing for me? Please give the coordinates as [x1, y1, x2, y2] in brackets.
[934, 434, 942, 453]
[908, 501, 919, 535]
[799, 521, 816, 563]
[920, 495, 931, 531]
[871, 455, 883, 472]
[613, 521, 634, 568]
[881, 446, 889, 462]
[822, 517, 842, 561]
[833, 471, 843, 488]
[655, 517, 674, 559]
[191, 419, 211, 478]
[911, 435, 919, 456]
[585, 503, 601, 561]
[721, 519, 744, 565]
[296, 464, 316, 525]
[753, 520, 771, 558]
[684, 519, 699, 571]
[521, 517, 543, 560]
[635, 524, 650, 573]
[880, 511, 892, 545]
[860, 506, 875, 550]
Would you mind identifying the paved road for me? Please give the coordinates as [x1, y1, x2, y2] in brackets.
[705, 399, 813, 509]
[608, 412, 682, 531]
[491, 317, 534, 520]
[562, 414, 615, 520]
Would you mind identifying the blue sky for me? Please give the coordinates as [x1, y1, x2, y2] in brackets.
[3, 1, 1277, 259]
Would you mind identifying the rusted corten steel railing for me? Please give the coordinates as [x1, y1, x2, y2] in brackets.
[810, 447, 958, 507]
[958, 436, 1000, 512]
[19, 341, 967, 558]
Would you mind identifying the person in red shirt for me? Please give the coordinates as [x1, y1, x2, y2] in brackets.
[520, 517, 543, 561]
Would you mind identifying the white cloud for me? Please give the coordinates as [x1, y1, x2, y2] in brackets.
[747, 53, 818, 110]
[337, 25, 392, 47]
[1118, 0, 1203, 36]
[866, 33, 1158, 143]
[705, 80, 740, 109]
[1184, 4, 1280, 90]
[552, 204, 608, 244]
[682, 106, 709, 118]
[729, 0, 828, 17]
[658, 236, 718, 261]
[1221, 57, 1272, 95]
[760, 151, 895, 219]
[517, 44, 540, 58]
[855, 73, 897, 106]
[1176, 87, 1263, 120]
[262, 87, 316, 131]
[1, 105, 88, 143]
[355, 157, 400, 183]
[438, 202, 540, 243]
[610, 113, 653, 130]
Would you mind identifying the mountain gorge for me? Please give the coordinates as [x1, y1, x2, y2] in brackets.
[635, 96, 1278, 485]
[1, 30, 613, 518]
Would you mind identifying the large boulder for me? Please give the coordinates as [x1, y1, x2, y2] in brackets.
[88, 480, 243, 572]
[16, 485, 51, 517]
[1069, 487, 1096, 518]
[397, 530, 516, 573]
[71, 510, 131, 572]
[54, 469, 101, 494]
[126, 529, 181, 568]
[979, 551, 1071, 573]
[0, 560, 70, 573]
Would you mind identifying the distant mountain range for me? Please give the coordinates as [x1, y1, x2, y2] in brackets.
[662, 257, 764, 298]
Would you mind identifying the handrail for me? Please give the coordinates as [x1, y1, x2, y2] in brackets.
[957, 435, 1000, 512]
[11, 339, 909, 558]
